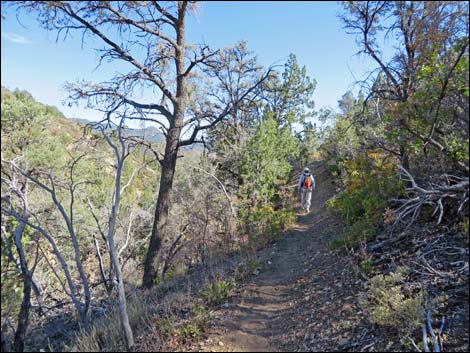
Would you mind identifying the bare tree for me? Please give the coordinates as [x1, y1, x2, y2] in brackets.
[89, 114, 135, 350]
[0, 182, 38, 352]
[1, 159, 91, 325]
[13, 1, 274, 288]
[1, 153, 93, 351]
[2, 112, 137, 349]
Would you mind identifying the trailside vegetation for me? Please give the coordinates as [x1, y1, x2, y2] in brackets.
[0, 15, 316, 351]
[320, 1, 469, 350]
[1, 1, 468, 352]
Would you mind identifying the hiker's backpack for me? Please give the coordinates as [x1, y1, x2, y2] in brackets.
[303, 175, 312, 189]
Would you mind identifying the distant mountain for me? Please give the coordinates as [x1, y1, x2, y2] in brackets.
[123, 125, 165, 143]
[69, 118, 203, 151]
[70, 117, 165, 143]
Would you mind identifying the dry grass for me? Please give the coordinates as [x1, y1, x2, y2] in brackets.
[65, 292, 152, 352]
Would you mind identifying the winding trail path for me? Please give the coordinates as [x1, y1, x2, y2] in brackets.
[194, 161, 364, 352]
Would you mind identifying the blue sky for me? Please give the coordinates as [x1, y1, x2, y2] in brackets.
[1, 1, 384, 124]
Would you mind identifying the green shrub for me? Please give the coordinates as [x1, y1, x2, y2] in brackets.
[327, 191, 363, 223]
[325, 162, 341, 178]
[360, 258, 374, 274]
[462, 217, 469, 233]
[175, 304, 208, 339]
[327, 153, 403, 249]
[176, 323, 203, 338]
[200, 278, 236, 307]
[243, 206, 296, 241]
[163, 262, 187, 282]
[234, 259, 260, 281]
[360, 267, 425, 335]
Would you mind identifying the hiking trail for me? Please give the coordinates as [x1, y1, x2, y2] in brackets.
[190, 161, 366, 352]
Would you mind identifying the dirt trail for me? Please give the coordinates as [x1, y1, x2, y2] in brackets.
[194, 161, 361, 352]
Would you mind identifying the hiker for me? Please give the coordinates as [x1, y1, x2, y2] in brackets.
[298, 167, 315, 213]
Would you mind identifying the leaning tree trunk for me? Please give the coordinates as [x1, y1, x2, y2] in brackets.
[108, 223, 134, 350]
[142, 2, 187, 288]
[399, 143, 410, 172]
[13, 221, 32, 353]
[14, 272, 32, 353]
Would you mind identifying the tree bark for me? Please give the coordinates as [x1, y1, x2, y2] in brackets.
[142, 126, 181, 287]
[13, 221, 31, 353]
[142, 1, 187, 288]
[13, 273, 31, 353]
[101, 121, 134, 350]
[400, 143, 410, 172]
[108, 224, 134, 350]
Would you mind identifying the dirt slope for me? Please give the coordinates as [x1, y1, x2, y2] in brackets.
[191, 161, 368, 352]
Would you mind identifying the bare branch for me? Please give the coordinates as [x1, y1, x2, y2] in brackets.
[54, 2, 175, 104]
[179, 66, 275, 147]
[392, 166, 469, 228]
[118, 211, 134, 257]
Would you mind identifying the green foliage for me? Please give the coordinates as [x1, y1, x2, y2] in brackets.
[200, 278, 235, 307]
[241, 114, 300, 203]
[1, 88, 78, 172]
[329, 219, 375, 249]
[205, 54, 316, 260]
[360, 267, 425, 335]
[235, 113, 300, 246]
[0, 252, 22, 321]
[1, 217, 37, 331]
[323, 5, 469, 259]
[268, 53, 316, 126]
[381, 38, 469, 173]
[1, 86, 164, 350]
[241, 205, 296, 246]
[234, 259, 260, 281]
[175, 304, 208, 339]
[327, 153, 403, 248]
[359, 258, 374, 275]
[298, 120, 320, 166]
[448, 137, 469, 165]
[321, 126, 363, 180]
[163, 263, 187, 282]
[462, 217, 469, 233]
[176, 323, 203, 339]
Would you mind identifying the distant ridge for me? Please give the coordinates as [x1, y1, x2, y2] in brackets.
[69, 117, 166, 143]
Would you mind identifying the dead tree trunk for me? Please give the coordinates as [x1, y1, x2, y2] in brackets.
[13, 273, 31, 353]
[100, 118, 134, 350]
[12, 221, 32, 353]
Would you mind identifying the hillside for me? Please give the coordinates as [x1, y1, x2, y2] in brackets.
[1, 88, 469, 352]
[2, 2, 468, 352]
[1, 86, 83, 138]
[182, 163, 469, 352]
